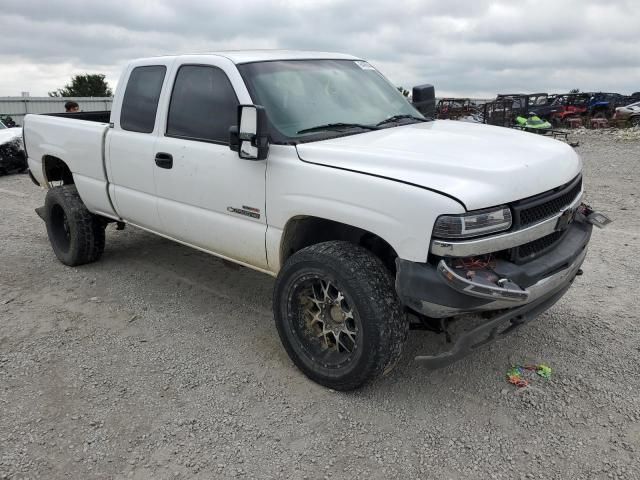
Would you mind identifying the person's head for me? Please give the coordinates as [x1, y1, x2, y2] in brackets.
[65, 101, 79, 113]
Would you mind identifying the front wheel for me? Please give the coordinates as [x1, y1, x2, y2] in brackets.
[273, 241, 408, 390]
[630, 116, 640, 127]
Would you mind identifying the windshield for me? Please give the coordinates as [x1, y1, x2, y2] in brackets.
[238, 59, 424, 141]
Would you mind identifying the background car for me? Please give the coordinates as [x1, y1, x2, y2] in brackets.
[0, 120, 27, 175]
[613, 101, 640, 127]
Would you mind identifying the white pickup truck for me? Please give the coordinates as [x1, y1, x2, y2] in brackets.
[24, 51, 609, 390]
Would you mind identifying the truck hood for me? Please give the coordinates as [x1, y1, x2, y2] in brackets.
[295, 120, 582, 211]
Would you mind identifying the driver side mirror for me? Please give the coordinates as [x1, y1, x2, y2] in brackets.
[412, 84, 436, 119]
[229, 105, 269, 160]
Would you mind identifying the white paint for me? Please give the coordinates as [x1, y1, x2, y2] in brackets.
[296, 120, 582, 211]
[23, 51, 583, 275]
[23, 115, 117, 217]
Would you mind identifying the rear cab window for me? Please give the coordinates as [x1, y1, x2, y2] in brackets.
[120, 65, 167, 133]
[166, 65, 239, 144]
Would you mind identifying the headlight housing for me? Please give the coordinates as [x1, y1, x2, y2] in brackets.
[433, 207, 512, 239]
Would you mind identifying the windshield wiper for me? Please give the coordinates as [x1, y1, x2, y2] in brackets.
[297, 123, 380, 135]
[376, 114, 427, 127]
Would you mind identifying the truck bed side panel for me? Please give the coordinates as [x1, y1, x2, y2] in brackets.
[24, 114, 118, 218]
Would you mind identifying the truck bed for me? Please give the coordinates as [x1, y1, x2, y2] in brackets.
[45, 111, 111, 123]
[24, 113, 118, 218]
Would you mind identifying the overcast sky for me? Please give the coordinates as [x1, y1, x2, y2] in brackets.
[1, 0, 638, 97]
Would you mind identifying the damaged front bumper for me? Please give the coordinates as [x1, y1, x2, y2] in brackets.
[396, 218, 593, 319]
[395, 205, 609, 368]
[413, 284, 572, 369]
[435, 245, 586, 306]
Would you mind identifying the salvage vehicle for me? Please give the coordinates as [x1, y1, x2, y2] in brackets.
[435, 98, 475, 120]
[0, 120, 26, 175]
[526, 94, 564, 120]
[548, 93, 590, 126]
[626, 92, 640, 104]
[515, 113, 552, 131]
[23, 51, 610, 390]
[484, 94, 530, 126]
[585, 92, 627, 119]
[483, 94, 555, 126]
[512, 113, 578, 146]
[612, 101, 640, 127]
[483, 95, 575, 144]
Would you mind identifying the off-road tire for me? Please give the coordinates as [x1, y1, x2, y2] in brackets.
[630, 116, 640, 128]
[273, 241, 408, 390]
[44, 185, 105, 266]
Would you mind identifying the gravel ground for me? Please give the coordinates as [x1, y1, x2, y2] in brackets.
[1, 131, 639, 480]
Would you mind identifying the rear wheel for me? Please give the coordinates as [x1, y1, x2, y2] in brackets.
[44, 185, 106, 266]
[273, 241, 408, 390]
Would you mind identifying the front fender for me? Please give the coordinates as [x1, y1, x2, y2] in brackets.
[265, 145, 464, 271]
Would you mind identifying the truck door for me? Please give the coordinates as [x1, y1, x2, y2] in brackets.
[152, 58, 268, 269]
[107, 60, 173, 231]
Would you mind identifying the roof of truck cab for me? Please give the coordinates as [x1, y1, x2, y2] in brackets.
[149, 50, 361, 64]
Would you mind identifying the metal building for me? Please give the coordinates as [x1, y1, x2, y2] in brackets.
[0, 97, 113, 126]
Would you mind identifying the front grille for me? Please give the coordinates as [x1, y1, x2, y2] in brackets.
[504, 176, 582, 263]
[514, 176, 582, 228]
[514, 231, 564, 261]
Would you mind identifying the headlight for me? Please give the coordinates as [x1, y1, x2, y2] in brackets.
[433, 207, 512, 239]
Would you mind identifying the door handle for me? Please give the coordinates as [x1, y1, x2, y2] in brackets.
[155, 152, 173, 169]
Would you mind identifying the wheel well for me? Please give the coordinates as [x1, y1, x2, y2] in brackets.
[280, 216, 399, 273]
[43, 155, 74, 185]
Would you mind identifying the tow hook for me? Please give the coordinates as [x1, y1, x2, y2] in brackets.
[579, 203, 612, 229]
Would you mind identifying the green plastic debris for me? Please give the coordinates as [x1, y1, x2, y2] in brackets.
[536, 364, 552, 379]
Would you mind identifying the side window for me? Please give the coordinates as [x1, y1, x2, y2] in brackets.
[120, 65, 166, 133]
[167, 65, 239, 143]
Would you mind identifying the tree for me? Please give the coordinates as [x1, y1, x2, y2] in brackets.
[49, 74, 113, 97]
[397, 86, 410, 97]
[569, 88, 580, 94]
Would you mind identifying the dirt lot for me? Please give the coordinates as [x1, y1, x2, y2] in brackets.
[1, 132, 639, 480]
